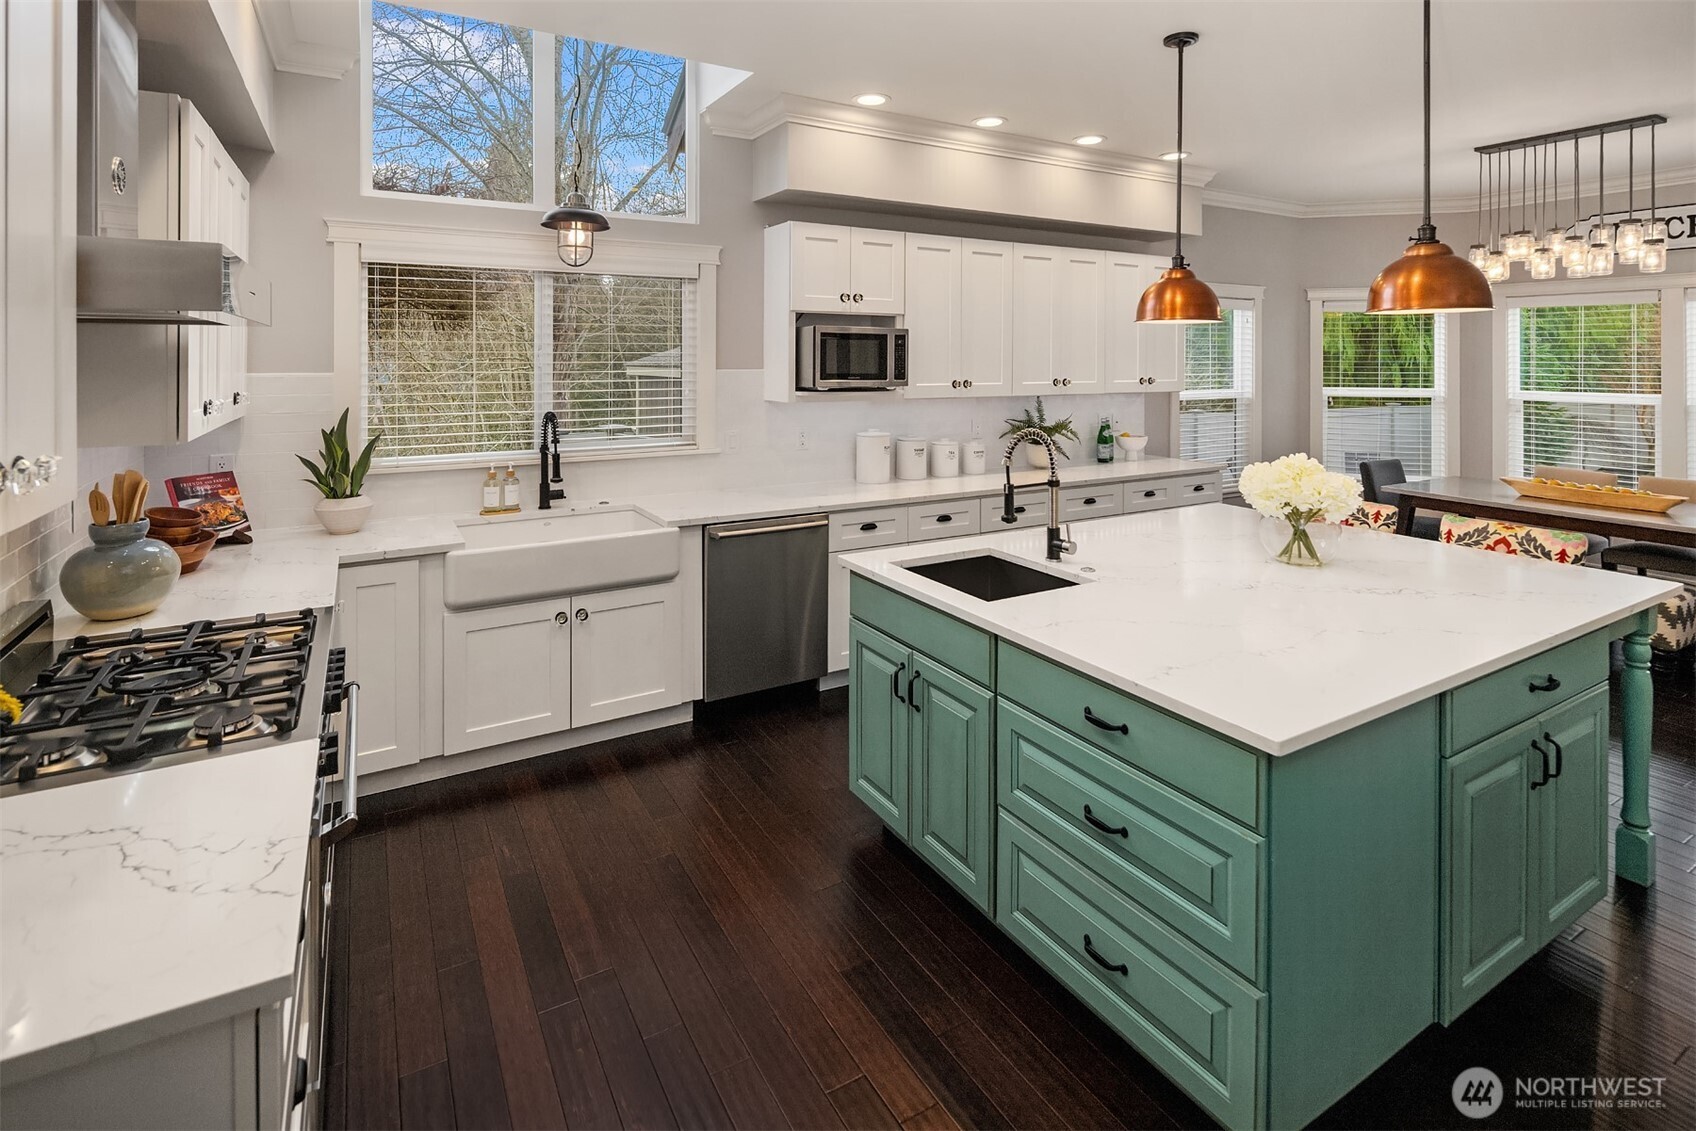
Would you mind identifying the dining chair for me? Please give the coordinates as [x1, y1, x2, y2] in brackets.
[1600, 476, 1696, 578]
[1438, 514, 1591, 564]
[1527, 465, 1614, 557]
[1359, 459, 1439, 540]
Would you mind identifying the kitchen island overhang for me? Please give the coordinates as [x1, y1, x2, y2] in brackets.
[841, 503, 1678, 1131]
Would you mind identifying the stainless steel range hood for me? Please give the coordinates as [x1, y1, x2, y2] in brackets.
[76, 237, 271, 325]
[75, 0, 270, 326]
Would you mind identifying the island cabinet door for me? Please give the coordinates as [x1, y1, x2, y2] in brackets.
[1443, 719, 1540, 1023]
[1534, 685, 1609, 947]
[908, 657, 994, 912]
[848, 620, 911, 832]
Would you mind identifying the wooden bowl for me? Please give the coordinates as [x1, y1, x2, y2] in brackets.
[145, 506, 204, 529]
[149, 523, 205, 546]
[169, 528, 218, 573]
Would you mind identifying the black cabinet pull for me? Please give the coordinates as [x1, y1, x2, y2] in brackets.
[860, 522, 879, 532]
[1143, 489, 1157, 498]
[892, 662, 906, 704]
[1082, 496, 1098, 505]
[1192, 484, 1207, 492]
[1083, 934, 1128, 976]
[1528, 674, 1561, 693]
[1530, 738, 1552, 790]
[936, 513, 953, 523]
[1083, 804, 1129, 838]
[1083, 706, 1129, 735]
[1013, 505, 1027, 514]
[1544, 732, 1564, 780]
[908, 670, 921, 712]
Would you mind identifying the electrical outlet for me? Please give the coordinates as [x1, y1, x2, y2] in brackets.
[210, 452, 236, 473]
[797, 430, 809, 450]
[970, 418, 982, 437]
[725, 429, 740, 451]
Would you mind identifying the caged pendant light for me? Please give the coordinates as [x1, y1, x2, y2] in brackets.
[541, 66, 611, 268]
[1136, 31, 1221, 324]
[1366, 0, 1492, 314]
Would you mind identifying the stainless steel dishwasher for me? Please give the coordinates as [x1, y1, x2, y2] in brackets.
[703, 513, 829, 700]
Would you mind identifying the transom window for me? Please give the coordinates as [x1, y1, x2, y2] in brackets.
[1313, 300, 1452, 480]
[369, 3, 688, 217]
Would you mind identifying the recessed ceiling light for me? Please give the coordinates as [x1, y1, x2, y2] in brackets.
[972, 116, 1006, 128]
[1159, 150, 1190, 161]
[1073, 134, 1106, 146]
[854, 92, 890, 107]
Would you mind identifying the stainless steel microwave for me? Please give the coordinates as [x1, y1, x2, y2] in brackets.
[797, 324, 908, 391]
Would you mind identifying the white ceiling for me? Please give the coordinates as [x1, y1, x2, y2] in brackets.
[277, 0, 1696, 213]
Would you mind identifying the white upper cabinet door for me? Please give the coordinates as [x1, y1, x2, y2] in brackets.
[570, 583, 683, 727]
[1011, 244, 1058, 394]
[848, 228, 905, 314]
[960, 240, 1014, 398]
[1104, 255, 1146, 391]
[1054, 249, 1104, 393]
[788, 223, 855, 312]
[902, 235, 962, 397]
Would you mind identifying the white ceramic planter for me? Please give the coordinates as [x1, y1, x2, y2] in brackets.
[314, 495, 374, 536]
[1025, 443, 1053, 469]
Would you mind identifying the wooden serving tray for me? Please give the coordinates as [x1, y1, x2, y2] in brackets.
[1501, 477, 1686, 514]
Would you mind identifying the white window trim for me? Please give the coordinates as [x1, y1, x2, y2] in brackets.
[328, 219, 721, 472]
[1488, 272, 1694, 479]
[1306, 287, 1460, 478]
[1176, 283, 1262, 490]
[358, 2, 700, 224]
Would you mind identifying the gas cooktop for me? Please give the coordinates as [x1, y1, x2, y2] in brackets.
[0, 609, 328, 794]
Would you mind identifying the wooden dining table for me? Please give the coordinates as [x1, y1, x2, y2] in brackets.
[1390, 475, 1694, 890]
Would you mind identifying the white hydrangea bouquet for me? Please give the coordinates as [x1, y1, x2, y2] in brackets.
[1237, 453, 1362, 567]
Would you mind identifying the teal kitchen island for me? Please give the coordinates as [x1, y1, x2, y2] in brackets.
[841, 504, 1678, 1130]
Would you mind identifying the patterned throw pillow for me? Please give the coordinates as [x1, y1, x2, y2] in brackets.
[1651, 589, 1696, 654]
[1339, 503, 1399, 532]
[1438, 514, 1589, 565]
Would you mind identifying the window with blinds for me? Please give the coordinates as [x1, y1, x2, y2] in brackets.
[366, 262, 696, 462]
[1507, 297, 1659, 486]
[1180, 301, 1254, 488]
[1319, 307, 1446, 479]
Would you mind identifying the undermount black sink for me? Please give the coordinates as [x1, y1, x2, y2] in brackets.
[905, 555, 1079, 601]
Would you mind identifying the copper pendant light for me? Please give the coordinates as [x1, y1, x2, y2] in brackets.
[1366, 0, 1491, 314]
[1137, 32, 1221, 324]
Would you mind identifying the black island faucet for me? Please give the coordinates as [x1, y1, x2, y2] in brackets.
[1001, 428, 1076, 563]
[538, 410, 566, 509]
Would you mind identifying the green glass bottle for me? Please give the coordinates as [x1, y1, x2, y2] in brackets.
[1096, 417, 1113, 463]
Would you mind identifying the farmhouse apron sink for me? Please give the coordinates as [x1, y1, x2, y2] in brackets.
[444, 508, 680, 610]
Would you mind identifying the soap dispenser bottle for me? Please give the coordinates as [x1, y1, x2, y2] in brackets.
[501, 464, 521, 512]
[480, 465, 501, 515]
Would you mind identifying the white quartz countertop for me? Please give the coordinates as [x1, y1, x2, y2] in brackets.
[841, 504, 1681, 756]
[0, 740, 321, 1082]
[627, 457, 1217, 527]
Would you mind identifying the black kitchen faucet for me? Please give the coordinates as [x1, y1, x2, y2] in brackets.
[538, 411, 566, 509]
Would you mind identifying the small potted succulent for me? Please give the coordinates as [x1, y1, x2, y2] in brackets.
[299, 409, 381, 535]
[1001, 397, 1080, 468]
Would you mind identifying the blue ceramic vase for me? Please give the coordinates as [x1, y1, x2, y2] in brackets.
[59, 522, 181, 621]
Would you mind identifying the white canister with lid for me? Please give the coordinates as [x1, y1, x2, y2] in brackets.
[961, 439, 988, 475]
[895, 436, 929, 480]
[929, 439, 960, 478]
[855, 430, 892, 484]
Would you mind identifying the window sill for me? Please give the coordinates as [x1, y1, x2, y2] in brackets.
[370, 445, 720, 476]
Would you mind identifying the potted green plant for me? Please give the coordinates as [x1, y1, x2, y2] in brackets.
[298, 409, 381, 535]
[1001, 397, 1080, 468]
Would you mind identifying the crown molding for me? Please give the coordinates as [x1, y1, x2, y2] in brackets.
[254, 0, 357, 80]
[707, 94, 1217, 189]
[1206, 165, 1696, 220]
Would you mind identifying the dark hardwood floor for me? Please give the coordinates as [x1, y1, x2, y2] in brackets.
[325, 663, 1695, 1131]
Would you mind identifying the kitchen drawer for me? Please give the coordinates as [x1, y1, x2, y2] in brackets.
[1121, 482, 1172, 512]
[998, 815, 1263, 1131]
[1171, 474, 1222, 506]
[908, 500, 981, 541]
[850, 574, 994, 686]
[1445, 627, 1610, 754]
[1059, 484, 1123, 522]
[829, 507, 909, 552]
[980, 488, 1052, 530]
[999, 643, 1261, 829]
[999, 701, 1262, 981]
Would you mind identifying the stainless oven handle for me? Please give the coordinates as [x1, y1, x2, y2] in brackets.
[321, 681, 359, 846]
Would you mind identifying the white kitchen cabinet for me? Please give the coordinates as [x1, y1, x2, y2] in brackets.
[828, 552, 852, 672]
[443, 596, 574, 755]
[848, 228, 905, 314]
[570, 583, 682, 728]
[1054, 249, 1105, 393]
[1011, 245, 1059, 394]
[778, 222, 905, 314]
[79, 93, 250, 447]
[902, 235, 963, 397]
[1105, 254, 1183, 392]
[1, 0, 77, 535]
[959, 240, 1014, 398]
[336, 560, 423, 774]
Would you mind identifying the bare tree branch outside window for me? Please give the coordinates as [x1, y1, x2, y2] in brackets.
[558, 39, 686, 216]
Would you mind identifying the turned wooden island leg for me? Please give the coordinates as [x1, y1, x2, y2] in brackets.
[1615, 611, 1656, 888]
